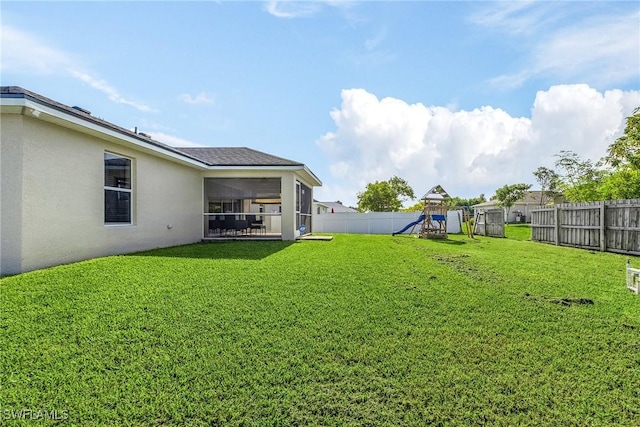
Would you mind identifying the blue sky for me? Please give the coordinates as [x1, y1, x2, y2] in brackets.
[2, 1, 639, 207]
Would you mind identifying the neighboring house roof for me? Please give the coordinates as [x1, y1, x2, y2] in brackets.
[176, 147, 303, 167]
[472, 191, 560, 208]
[315, 201, 358, 213]
[1, 86, 321, 186]
[472, 200, 499, 209]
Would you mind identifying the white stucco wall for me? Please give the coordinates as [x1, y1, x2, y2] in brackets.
[1, 114, 203, 274]
[281, 173, 297, 241]
[1, 114, 24, 274]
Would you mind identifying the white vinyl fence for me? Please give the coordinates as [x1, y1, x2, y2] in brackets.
[313, 211, 463, 235]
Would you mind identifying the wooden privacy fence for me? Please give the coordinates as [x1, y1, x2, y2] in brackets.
[530, 199, 640, 256]
[474, 209, 505, 238]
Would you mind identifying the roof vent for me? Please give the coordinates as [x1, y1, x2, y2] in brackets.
[138, 132, 151, 138]
[72, 106, 91, 115]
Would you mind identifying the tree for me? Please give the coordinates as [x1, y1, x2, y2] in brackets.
[554, 150, 606, 202]
[356, 176, 415, 212]
[469, 194, 487, 207]
[606, 107, 640, 168]
[448, 194, 486, 208]
[401, 200, 424, 212]
[532, 166, 560, 205]
[534, 109, 640, 203]
[599, 167, 640, 200]
[402, 194, 487, 212]
[493, 183, 532, 219]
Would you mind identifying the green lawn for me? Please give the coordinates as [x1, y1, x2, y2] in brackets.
[1, 234, 639, 426]
[505, 223, 531, 241]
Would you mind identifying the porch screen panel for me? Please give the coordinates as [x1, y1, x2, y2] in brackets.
[204, 178, 281, 215]
[204, 178, 281, 200]
[297, 182, 312, 233]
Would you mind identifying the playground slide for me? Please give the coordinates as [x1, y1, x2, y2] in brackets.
[392, 214, 426, 236]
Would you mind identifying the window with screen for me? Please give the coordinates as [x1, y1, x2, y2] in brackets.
[104, 152, 132, 224]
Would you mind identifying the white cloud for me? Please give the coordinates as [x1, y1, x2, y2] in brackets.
[530, 84, 635, 162]
[474, 4, 640, 88]
[264, 1, 321, 18]
[469, 1, 557, 36]
[179, 92, 215, 105]
[315, 86, 640, 207]
[147, 132, 202, 148]
[264, 0, 355, 18]
[69, 70, 154, 112]
[530, 12, 640, 86]
[346, 26, 395, 67]
[364, 27, 387, 51]
[1, 24, 154, 112]
[1, 25, 74, 74]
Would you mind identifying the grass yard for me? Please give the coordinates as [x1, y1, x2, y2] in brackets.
[1, 233, 639, 426]
[504, 223, 532, 241]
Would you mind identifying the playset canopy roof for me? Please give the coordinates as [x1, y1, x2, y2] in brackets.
[421, 185, 451, 201]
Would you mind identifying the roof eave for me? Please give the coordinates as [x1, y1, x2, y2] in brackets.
[1, 96, 208, 170]
[206, 164, 322, 186]
[2, 89, 322, 185]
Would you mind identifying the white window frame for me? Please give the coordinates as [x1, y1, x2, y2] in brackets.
[104, 152, 133, 225]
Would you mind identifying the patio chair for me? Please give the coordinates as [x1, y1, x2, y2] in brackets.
[219, 216, 233, 235]
[208, 217, 222, 236]
[246, 215, 266, 235]
[234, 218, 249, 235]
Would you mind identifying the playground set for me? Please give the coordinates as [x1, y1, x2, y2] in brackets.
[392, 185, 452, 239]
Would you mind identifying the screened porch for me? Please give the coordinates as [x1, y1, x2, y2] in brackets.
[202, 177, 312, 240]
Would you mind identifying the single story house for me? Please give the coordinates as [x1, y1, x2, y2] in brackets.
[472, 191, 564, 223]
[314, 201, 358, 214]
[1, 86, 321, 275]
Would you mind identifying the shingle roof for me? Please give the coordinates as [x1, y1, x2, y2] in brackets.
[1, 86, 311, 170]
[0, 86, 203, 162]
[175, 147, 303, 167]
